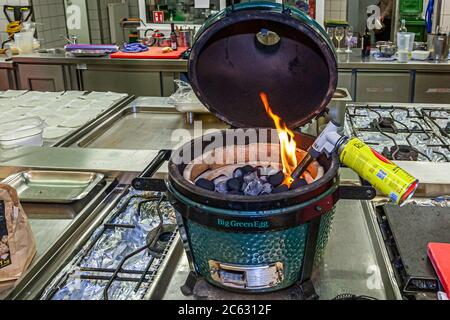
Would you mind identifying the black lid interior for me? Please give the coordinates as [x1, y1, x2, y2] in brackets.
[189, 9, 338, 128]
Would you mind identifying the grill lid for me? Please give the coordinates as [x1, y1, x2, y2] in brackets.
[188, 2, 338, 128]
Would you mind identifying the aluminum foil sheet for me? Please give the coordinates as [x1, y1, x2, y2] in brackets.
[345, 106, 450, 162]
[41, 189, 176, 300]
[373, 196, 450, 207]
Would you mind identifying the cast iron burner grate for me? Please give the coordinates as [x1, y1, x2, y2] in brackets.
[375, 204, 450, 298]
[382, 145, 419, 161]
[345, 104, 450, 162]
[43, 192, 177, 300]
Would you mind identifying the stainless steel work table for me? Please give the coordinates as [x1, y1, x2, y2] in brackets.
[11, 50, 450, 71]
[0, 147, 165, 184]
[337, 50, 450, 71]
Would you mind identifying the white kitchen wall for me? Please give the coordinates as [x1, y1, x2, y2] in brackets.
[33, 0, 68, 48]
[324, 0, 348, 21]
[441, 0, 450, 30]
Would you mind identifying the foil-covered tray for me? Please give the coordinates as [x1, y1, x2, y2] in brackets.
[3, 170, 104, 204]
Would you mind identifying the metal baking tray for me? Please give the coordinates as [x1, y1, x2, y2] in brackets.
[3, 170, 105, 204]
[73, 105, 227, 150]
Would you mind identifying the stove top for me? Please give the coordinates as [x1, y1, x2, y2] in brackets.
[345, 104, 450, 162]
[376, 203, 450, 297]
[41, 190, 177, 300]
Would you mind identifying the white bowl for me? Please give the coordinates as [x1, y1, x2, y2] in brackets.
[412, 50, 430, 61]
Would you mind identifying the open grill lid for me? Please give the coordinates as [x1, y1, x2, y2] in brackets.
[188, 2, 338, 129]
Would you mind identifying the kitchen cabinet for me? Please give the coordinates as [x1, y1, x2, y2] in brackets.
[337, 71, 354, 100]
[355, 71, 411, 102]
[0, 69, 13, 90]
[17, 64, 74, 91]
[414, 72, 450, 103]
[80, 65, 180, 96]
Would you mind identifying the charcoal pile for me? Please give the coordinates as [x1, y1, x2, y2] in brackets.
[194, 165, 308, 196]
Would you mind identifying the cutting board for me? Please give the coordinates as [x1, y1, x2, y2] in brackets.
[110, 47, 188, 59]
[428, 243, 450, 296]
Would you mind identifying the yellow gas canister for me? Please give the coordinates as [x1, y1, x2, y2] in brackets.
[339, 138, 419, 205]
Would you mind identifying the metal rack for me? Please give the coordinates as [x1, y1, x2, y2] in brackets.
[345, 104, 450, 162]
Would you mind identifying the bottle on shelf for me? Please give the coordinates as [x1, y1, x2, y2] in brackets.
[170, 23, 178, 51]
[362, 27, 371, 57]
[399, 19, 407, 33]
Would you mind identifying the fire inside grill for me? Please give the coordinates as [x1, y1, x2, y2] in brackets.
[185, 93, 324, 196]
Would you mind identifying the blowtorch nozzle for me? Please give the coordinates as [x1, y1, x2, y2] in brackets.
[290, 121, 347, 182]
[290, 153, 314, 181]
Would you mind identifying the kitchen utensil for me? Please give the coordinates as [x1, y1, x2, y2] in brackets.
[3, 170, 104, 203]
[335, 26, 344, 53]
[178, 30, 193, 48]
[0, 116, 44, 149]
[413, 41, 427, 51]
[432, 34, 449, 61]
[379, 43, 397, 57]
[397, 32, 412, 63]
[345, 26, 353, 53]
[156, 37, 172, 47]
[110, 46, 188, 59]
[411, 50, 430, 60]
[14, 31, 34, 54]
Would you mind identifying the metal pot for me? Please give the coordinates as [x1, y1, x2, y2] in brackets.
[156, 37, 172, 47]
[428, 33, 450, 61]
[177, 30, 193, 48]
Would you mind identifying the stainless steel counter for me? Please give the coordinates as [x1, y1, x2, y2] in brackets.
[337, 50, 450, 71]
[10, 50, 450, 71]
[11, 53, 188, 71]
[0, 56, 13, 69]
[0, 147, 165, 183]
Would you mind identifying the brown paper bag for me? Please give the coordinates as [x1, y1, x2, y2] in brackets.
[0, 184, 36, 283]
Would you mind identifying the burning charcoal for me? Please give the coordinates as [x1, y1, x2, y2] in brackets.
[243, 180, 263, 196]
[258, 166, 279, 176]
[272, 184, 289, 194]
[243, 171, 259, 183]
[268, 171, 285, 187]
[260, 176, 268, 183]
[215, 181, 229, 194]
[261, 183, 273, 195]
[233, 168, 243, 178]
[290, 179, 308, 190]
[195, 178, 215, 191]
[227, 177, 243, 192]
[213, 175, 229, 186]
[241, 165, 255, 175]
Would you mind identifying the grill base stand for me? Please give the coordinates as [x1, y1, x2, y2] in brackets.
[180, 272, 318, 300]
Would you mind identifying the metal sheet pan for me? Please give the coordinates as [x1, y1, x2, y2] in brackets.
[3, 170, 104, 204]
[74, 105, 227, 150]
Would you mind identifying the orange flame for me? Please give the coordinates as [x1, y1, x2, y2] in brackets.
[260, 92, 297, 185]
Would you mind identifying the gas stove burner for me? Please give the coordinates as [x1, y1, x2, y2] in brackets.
[382, 145, 419, 161]
[371, 117, 397, 132]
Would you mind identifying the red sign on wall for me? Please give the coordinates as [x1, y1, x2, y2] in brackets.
[153, 11, 165, 23]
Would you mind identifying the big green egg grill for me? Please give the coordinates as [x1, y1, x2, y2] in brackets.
[168, 2, 341, 293]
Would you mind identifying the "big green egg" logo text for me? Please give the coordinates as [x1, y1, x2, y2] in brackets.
[217, 218, 269, 229]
